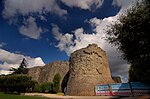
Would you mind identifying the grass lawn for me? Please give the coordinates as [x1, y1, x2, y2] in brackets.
[0, 92, 50, 99]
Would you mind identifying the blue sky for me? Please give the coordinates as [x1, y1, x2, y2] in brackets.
[0, 0, 138, 82]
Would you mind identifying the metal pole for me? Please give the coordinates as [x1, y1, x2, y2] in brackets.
[129, 82, 134, 97]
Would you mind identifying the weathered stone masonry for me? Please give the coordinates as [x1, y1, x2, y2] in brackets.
[28, 44, 114, 95]
[66, 44, 114, 95]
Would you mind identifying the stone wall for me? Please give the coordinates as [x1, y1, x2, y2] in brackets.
[66, 44, 114, 96]
[28, 44, 115, 95]
[28, 61, 69, 90]
[27, 66, 42, 82]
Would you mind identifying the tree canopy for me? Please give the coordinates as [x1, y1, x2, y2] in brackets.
[53, 73, 61, 93]
[106, 0, 150, 82]
[10, 58, 28, 74]
[0, 74, 35, 94]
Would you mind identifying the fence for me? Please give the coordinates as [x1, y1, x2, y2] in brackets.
[111, 83, 132, 96]
[131, 82, 150, 96]
[95, 82, 150, 96]
[95, 84, 112, 96]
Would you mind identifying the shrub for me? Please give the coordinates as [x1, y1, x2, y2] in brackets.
[0, 74, 35, 94]
[30, 73, 61, 93]
[32, 84, 41, 92]
[33, 82, 54, 93]
[53, 73, 61, 93]
[39, 82, 54, 93]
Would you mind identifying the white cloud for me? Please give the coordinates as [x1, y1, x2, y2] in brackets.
[26, 57, 45, 67]
[112, 0, 137, 7]
[2, 0, 67, 19]
[0, 49, 45, 75]
[0, 69, 13, 75]
[40, 15, 47, 21]
[0, 62, 19, 70]
[0, 62, 18, 75]
[52, 24, 73, 54]
[0, 49, 23, 64]
[2, 0, 68, 39]
[61, 0, 104, 11]
[0, 42, 6, 48]
[112, 0, 141, 13]
[52, 24, 106, 55]
[19, 16, 43, 39]
[70, 28, 104, 54]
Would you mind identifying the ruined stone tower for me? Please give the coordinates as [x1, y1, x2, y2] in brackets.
[66, 44, 114, 96]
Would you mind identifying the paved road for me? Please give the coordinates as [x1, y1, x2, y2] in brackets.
[25, 93, 150, 99]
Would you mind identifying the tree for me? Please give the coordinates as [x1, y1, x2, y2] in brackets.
[0, 74, 35, 94]
[38, 82, 54, 93]
[106, 0, 150, 82]
[10, 58, 28, 74]
[53, 73, 61, 93]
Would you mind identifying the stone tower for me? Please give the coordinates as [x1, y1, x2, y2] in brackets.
[66, 44, 114, 96]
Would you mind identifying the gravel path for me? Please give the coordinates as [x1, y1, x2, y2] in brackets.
[25, 93, 150, 99]
[25, 93, 116, 99]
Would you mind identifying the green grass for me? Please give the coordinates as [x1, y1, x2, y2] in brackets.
[0, 92, 49, 99]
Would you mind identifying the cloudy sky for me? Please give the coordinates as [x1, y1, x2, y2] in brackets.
[0, 0, 139, 82]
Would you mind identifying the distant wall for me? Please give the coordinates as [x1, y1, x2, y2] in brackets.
[27, 61, 69, 91]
